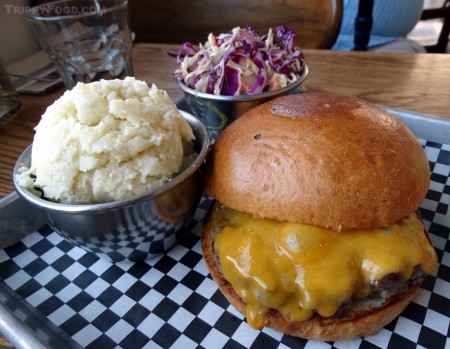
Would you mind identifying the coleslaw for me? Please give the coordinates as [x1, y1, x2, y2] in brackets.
[170, 26, 305, 96]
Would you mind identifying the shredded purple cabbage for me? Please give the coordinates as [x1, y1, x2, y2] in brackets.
[169, 25, 305, 96]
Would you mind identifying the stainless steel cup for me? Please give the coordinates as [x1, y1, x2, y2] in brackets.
[176, 60, 309, 138]
[25, 0, 134, 90]
[13, 111, 211, 262]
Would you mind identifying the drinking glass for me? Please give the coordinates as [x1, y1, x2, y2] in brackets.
[0, 58, 21, 125]
[26, 0, 134, 89]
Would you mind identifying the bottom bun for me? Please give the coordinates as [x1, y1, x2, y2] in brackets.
[201, 204, 423, 341]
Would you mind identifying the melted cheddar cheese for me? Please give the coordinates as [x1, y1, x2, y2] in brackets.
[213, 206, 437, 329]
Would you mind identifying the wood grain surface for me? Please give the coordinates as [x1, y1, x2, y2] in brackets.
[0, 333, 14, 349]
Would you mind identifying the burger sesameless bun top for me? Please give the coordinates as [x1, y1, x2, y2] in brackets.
[205, 92, 430, 231]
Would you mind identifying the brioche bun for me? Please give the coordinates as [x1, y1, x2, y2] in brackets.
[201, 93, 435, 341]
[204, 92, 430, 231]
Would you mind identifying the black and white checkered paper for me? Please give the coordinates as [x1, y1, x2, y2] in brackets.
[0, 139, 449, 349]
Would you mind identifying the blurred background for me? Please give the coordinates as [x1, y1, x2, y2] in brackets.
[0, 0, 448, 68]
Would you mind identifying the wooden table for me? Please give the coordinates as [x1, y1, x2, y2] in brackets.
[1, 43, 450, 198]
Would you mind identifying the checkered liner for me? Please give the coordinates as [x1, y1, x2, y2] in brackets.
[0, 139, 449, 349]
[63, 208, 194, 262]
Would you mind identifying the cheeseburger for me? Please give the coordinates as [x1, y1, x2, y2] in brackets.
[201, 93, 437, 340]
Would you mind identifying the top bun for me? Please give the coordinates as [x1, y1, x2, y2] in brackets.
[204, 93, 430, 230]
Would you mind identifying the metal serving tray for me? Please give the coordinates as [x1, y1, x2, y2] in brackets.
[0, 101, 448, 349]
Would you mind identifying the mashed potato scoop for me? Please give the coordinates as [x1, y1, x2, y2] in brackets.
[17, 77, 195, 204]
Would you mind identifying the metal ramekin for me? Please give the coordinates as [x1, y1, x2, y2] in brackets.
[176, 60, 309, 135]
[13, 111, 210, 262]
